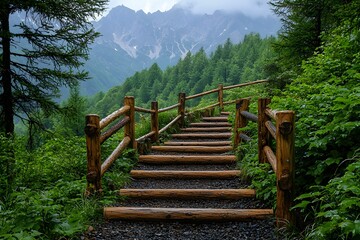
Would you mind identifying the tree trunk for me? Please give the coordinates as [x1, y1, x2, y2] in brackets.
[0, 4, 14, 136]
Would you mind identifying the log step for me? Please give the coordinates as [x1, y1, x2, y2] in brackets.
[190, 122, 232, 127]
[180, 127, 231, 132]
[104, 207, 274, 221]
[138, 155, 236, 164]
[119, 188, 254, 199]
[172, 133, 231, 139]
[130, 170, 241, 179]
[151, 145, 232, 153]
[164, 141, 232, 146]
[221, 112, 230, 115]
[202, 117, 229, 122]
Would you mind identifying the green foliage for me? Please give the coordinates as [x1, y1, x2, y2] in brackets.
[293, 150, 360, 239]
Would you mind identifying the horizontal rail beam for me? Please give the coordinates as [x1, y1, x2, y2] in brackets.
[136, 131, 156, 142]
[223, 79, 268, 90]
[185, 88, 219, 100]
[190, 102, 220, 113]
[223, 99, 237, 106]
[158, 103, 180, 113]
[101, 136, 131, 176]
[265, 120, 276, 139]
[100, 105, 130, 130]
[135, 106, 154, 113]
[263, 145, 276, 173]
[159, 115, 182, 134]
[100, 116, 130, 144]
[240, 111, 258, 122]
[265, 108, 277, 121]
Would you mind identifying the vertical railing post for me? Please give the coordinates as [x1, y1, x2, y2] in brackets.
[234, 98, 250, 149]
[178, 92, 186, 127]
[218, 84, 224, 110]
[151, 101, 159, 143]
[275, 111, 295, 227]
[258, 98, 271, 163]
[85, 114, 102, 195]
[124, 96, 136, 149]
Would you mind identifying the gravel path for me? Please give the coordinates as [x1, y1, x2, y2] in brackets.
[82, 116, 275, 239]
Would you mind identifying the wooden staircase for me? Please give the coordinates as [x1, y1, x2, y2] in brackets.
[104, 112, 273, 221]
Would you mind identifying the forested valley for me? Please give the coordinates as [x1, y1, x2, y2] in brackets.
[1, 0, 359, 239]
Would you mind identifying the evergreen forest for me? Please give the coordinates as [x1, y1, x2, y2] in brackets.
[1, 0, 359, 239]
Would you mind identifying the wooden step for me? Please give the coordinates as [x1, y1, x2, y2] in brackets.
[138, 155, 236, 164]
[202, 117, 228, 122]
[172, 133, 231, 139]
[221, 112, 230, 115]
[130, 170, 241, 179]
[190, 122, 232, 127]
[180, 127, 231, 132]
[164, 141, 232, 146]
[151, 145, 232, 153]
[104, 207, 274, 221]
[119, 188, 254, 199]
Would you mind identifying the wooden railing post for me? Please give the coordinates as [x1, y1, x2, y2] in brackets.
[218, 84, 224, 110]
[275, 111, 295, 227]
[258, 98, 271, 163]
[234, 98, 250, 149]
[178, 92, 186, 127]
[85, 114, 102, 195]
[151, 101, 159, 143]
[124, 96, 136, 149]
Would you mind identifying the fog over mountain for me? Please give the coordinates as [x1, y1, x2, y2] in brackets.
[83, 4, 281, 95]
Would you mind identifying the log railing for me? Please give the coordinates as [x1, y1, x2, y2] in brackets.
[234, 97, 295, 227]
[85, 80, 269, 195]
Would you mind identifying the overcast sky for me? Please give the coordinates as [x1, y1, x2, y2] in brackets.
[105, 0, 274, 18]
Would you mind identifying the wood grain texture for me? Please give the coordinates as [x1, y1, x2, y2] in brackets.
[138, 155, 236, 164]
[151, 145, 232, 153]
[130, 170, 241, 179]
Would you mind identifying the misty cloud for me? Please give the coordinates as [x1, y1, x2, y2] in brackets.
[177, 0, 273, 18]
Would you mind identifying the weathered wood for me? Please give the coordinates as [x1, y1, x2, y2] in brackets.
[104, 207, 274, 221]
[158, 103, 180, 113]
[134, 106, 154, 113]
[240, 111, 258, 122]
[218, 84, 224, 110]
[258, 98, 271, 164]
[164, 141, 232, 146]
[172, 133, 232, 139]
[222, 79, 269, 90]
[101, 136, 131, 176]
[185, 88, 219, 100]
[136, 131, 156, 142]
[180, 127, 231, 132]
[234, 98, 250, 148]
[99, 105, 130, 130]
[130, 170, 241, 179]
[221, 112, 230, 115]
[190, 102, 220, 113]
[138, 155, 236, 164]
[202, 117, 228, 122]
[265, 108, 278, 121]
[100, 116, 130, 144]
[275, 111, 295, 227]
[151, 101, 159, 142]
[263, 145, 276, 172]
[178, 93, 186, 127]
[124, 96, 135, 149]
[190, 122, 231, 127]
[240, 133, 252, 142]
[85, 114, 102, 194]
[159, 115, 182, 134]
[119, 188, 255, 199]
[265, 120, 276, 140]
[151, 145, 233, 153]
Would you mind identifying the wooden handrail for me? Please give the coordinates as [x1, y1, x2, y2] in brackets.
[263, 146, 276, 172]
[185, 88, 219, 100]
[100, 105, 130, 130]
[136, 131, 156, 143]
[101, 136, 131, 176]
[240, 111, 258, 122]
[158, 103, 180, 113]
[135, 106, 155, 113]
[100, 116, 130, 144]
[159, 115, 182, 134]
[265, 120, 276, 139]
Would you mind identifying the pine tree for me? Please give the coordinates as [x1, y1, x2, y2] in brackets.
[0, 0, 107, 136]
